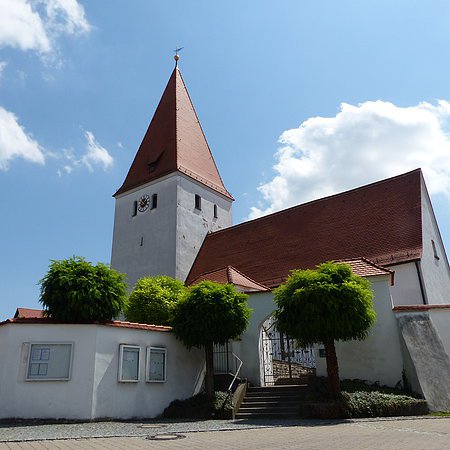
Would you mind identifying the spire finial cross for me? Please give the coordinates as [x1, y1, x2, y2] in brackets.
[173, 46, 184, 66]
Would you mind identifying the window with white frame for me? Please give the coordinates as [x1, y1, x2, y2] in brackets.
[119, 345, 140, 382]
[26, 343, 73, 381]
[146, 347, 166, 382]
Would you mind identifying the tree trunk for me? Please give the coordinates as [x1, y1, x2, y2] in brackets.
[204, 342, 215, 398]
[323, 338, 340, 398]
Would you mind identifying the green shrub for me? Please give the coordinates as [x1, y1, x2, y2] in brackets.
[298, 377, 427, 419]
[39, 256, 127, 322]
[126, 276, 186, 325]
[341, 391, 428, 418]
[163, 391, 233, 419]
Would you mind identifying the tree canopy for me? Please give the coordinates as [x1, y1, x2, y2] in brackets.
[39, 256, 127, 322]
[125, 276, 186, 325]
[172, 281, 251, 396]
[274, 262, 376, 397]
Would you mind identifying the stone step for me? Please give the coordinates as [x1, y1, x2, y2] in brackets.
[241, 399, 301, 407]
[239, 405, 299, 413]
[236, 384, 312, 419]
[246, 386, 308, 394]
[241, 394, 305, 402]
[235, 411, 298, 419]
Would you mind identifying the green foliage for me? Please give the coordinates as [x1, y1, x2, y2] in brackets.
[341, 391, 428, 418]
[171, 281, 251, 348]
[125, 276, 186, 325]
[298, 378, 427, 419]
[163, 391, 233, 419]
[39, 256, 127, 322]
[274, 262, 376, 347]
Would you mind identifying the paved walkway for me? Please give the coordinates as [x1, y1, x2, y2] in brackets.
[1, 417, 450, 449]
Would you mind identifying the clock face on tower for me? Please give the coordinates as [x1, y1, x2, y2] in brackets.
[138, 194, 150, 212]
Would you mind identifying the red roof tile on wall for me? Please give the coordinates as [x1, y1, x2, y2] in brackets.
[186, 170, 423, 288]
[14, 308, 44, 319]
[114, 67, 232, 199]
[1, 317, 172, 332]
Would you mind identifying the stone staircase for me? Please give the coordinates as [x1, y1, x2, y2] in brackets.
[235, 384, 309, 419]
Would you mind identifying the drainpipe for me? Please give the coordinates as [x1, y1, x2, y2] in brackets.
[415, 260, 428, 305]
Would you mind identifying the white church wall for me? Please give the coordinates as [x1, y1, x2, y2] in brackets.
[314, 276, 404, 388]
[176, 174, 232, 281]
[111, 174, 179, 290]
[388, 262, 424, 306]
[0, 323, 204, 420]
[419, 178, 450, 305]
[231, 291, 276, 386]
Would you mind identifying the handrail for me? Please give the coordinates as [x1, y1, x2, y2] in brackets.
[220, 352, 243, 412]
[227, 353, 243, 393]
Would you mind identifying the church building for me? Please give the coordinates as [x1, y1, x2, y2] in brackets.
[111, 57, 450, 412]
[2, 57, 450, 420]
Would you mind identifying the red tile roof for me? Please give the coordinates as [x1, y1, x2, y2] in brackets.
[14, 308, 44, 319]
[0, 317, 172, 332]
[187, 170, 423, 288]
[114, 67, 232, 200]
[188, 266, 270, 292]
[341, 258, 394, 285]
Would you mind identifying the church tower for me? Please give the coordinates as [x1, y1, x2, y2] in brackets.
[111, 58, 233, 290]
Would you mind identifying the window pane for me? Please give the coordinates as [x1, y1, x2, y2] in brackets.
[121, 348, 139, 381]
[148, 349, 165, 381]
[27, 344, 72, 380]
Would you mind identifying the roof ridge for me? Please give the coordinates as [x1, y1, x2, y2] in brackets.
[227, 266, 270, 290]
[208, 168, 423, 237]
[175, 69, 230, 195]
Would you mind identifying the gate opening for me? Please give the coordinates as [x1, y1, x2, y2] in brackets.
[260, 316, 316, 386]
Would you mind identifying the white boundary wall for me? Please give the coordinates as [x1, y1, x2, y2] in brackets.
[0, 323, 204, 420]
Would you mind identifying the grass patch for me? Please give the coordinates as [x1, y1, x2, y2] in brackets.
[163, 391, 233, 420]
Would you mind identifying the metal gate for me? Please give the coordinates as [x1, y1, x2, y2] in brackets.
[261, 317, 316, 386]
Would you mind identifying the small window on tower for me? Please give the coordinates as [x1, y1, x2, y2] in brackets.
[151, 194, 157, 209]
[214, 204, 218, 219]
[132, 201, 138, 217]
[195, 194, 201, 211]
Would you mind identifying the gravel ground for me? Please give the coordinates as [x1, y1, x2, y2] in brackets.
[0, 416, 447, 442]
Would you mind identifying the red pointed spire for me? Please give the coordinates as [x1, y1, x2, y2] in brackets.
[114, 67, 233, 199]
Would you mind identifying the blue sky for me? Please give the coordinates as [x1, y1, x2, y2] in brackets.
[1, 1, 450, 320]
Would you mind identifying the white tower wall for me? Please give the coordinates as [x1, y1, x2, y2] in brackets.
[175, 174, 232, 280]
[111, 172, 232, 290]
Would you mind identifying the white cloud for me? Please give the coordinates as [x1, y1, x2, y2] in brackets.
[0, 0, 89, 55]
[0, 61, 8, 81]
[42, 0, 90, 36]
[81, 131, 113, 171]
[249, 100, 450, 219]
[0, 107, 45, 169]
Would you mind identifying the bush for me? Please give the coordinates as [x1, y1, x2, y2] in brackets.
[163, 391, 233, 420]
[126, 276, 186, 325]
[341, 391, 428, 418]
[298, 378, 427, 419]
[39, 256, 127, 322]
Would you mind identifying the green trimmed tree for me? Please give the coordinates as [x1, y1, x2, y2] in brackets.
[172, 281, 251, 397]
[274, 262, 376, 398]
[125, 276, 186, 325]
[39, 256, 127, 322]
